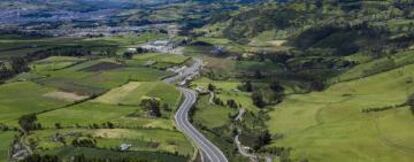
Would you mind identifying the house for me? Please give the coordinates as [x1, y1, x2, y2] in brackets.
[195, 86, 209, 94]
[126, 48, 137, 53]
[120, 143, 132, 151]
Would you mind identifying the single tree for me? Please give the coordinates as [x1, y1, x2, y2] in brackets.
[54, 123, 62, 129]
[270, 81, 285, 93]
[252, 91, 266, 108]
[140, 98, 162, 117]
[239, 81, 253, 92]
[208, 83, 216, 92]
[18, 113, 39, 133]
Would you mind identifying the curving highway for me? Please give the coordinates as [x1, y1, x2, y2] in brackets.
[175, 88, 228, 162]
[163, 57, 228, 162]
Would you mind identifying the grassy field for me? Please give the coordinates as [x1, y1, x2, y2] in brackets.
[31, 58, 171, 95]
[190, 86, 248, 162]
[193, 96, 235, 128]
[28, 128, 193, 157]
[130, 53, 191, 69]
[331, 50, 414, 83]
[193, 77, 260, 112]
[133, 53, 190, 64]
[267, 63, 414, 162]
[42, 146, 188, 162]
[37, 102, 137, 128]
[31, 56, 86, 71]
[38, 81, 181, 130]
[0, 131, 15, 161]
[0, 81, 70, 125]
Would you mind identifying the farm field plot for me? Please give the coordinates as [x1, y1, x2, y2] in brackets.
[0, 81, 70, 125]
[267, 63, 414, 162]
[42, 147, 188, 162]
[85, 32, 168, 47]
[0, 52, 194, 161]
[31, 56, 86, 71]
[0, 38, 80, 59]
[131, 53, 191, 69]
[32, 58, 171, 95]
[94, 81, 181, 108]
[37, 102, 137, 128]
[28, 128, 193, 157]
[133, 53, 190, 65]
[37, 99, 178, 130]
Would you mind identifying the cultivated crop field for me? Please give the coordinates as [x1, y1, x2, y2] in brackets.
[0, 53, 191, 161]
[31, 58, 172, 95]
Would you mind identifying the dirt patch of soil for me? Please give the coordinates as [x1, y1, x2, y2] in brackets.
[43, 91, 89, 102]
[94, 129, 131, 138]
[81, 62, 124, 72]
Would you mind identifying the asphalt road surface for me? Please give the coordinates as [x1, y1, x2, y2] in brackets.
[175, 88, 229, 162]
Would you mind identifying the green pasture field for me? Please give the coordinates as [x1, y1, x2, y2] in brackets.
[0, 81, 70, 125]
[32, 59, 171, 95]
[42, 146, 188, 162]
[193, 96, 235, 128]
[28, 128, 193, 157]
[37, 101, 176, 130]
[31, 56, 86, 71]
[267, 63, 414, 162]
[332, 50, 414, 83]
[37, 102, 137, 128]
[0, 131, 16, 161]
[193, 77, 260, 112]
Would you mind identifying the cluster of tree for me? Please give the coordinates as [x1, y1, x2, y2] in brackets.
[0, 29, 46, 38]
[212, 97, 225, 106]
[237, 80, 253, 92]
[269, 81, 285, 104]
[0, 57, 30, 82]
[21, 154, 59, 162]
[53, 132, 67, 145]
[251, 130, 272, 151]
[140, 98, 162, 117]
[71, 137, 97, 148]
[208, 83, 216, 92]
[0, 123, 11, 131]
[238, 80, 286, 108]
[86, 122, 115, 129]
[122, 47, 150, 59]
[226, 99, 239, 109]
[251, 91, 266, 108]
[236, 111, 273, 154]
[212, 97, 240, 109]
[262, 146, 293, 162]
[361, 103, 406, 113]
[18, 113, 41, 133]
